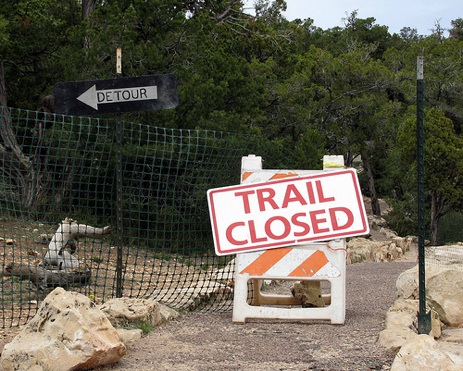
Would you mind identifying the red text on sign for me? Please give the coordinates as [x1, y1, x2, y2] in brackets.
[234, 180, 334, 214]
[225, 206, 354, 246]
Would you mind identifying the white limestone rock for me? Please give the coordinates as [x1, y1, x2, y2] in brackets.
[427, 269, 463, 326]
[0, 287, 126, 371]
[396, 265, 463, 326]
[377, 298, 420, 353]
[377, 298, 442, 353]
[99, 297, 163, 329]
[395, 264, 445, 300]
[390, 334, 461, 371]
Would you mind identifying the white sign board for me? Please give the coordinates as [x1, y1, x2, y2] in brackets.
[207, 169, 369, 256]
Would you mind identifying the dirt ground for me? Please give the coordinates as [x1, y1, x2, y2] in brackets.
[92, 254, 417, 371]
[1, 199, 419, 370]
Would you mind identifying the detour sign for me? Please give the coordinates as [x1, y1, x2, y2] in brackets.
[207, 169, 369, 256]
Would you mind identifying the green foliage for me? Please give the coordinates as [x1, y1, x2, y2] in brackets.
[2, 1, 463, 242]
[137, 321, 153, 334]
[395, 107, 463, 243]
[450, 18, 463, 40]
[0, 15, 9, 51]
[0, 0, 81, 106]
[398, 108, 463, 204]
[384, 195, 422, 239]
[438, 211, 463, 244]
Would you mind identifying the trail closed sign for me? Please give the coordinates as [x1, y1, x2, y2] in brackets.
[207, 169, 369, 256]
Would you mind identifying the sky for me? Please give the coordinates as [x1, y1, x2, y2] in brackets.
[245, 0, 462, 36]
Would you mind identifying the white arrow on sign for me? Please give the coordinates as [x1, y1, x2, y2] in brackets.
[77, 85, 158, 110]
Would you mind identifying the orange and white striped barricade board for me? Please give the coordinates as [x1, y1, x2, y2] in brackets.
[232, 154, 348, 324]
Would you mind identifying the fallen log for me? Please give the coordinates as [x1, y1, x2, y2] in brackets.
[4, 263, 91, 290]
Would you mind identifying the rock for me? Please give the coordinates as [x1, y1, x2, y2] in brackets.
[427, 270, 463, 326]
[378, 298, 442, 353]
[0, 287, 126, 371]
[117, 329, 143, 343]
[291, 281, 325, 307]
[390, 334, 461, 371]
[387, 242, 402, 261]
[430, 309, 442, 339]
[382, 256, 463, 369]
[346, 239, 372, 263]
[368, 214, 389, 229]
[377, 298, 420, 353]
[395, 265, 463, 327]
[159, 303, 181, 322]
[395, 264, 443, 300]
[392, 236, 413, 255]
[379, 227, 398, 240]
[347, 238, 404, 264]
[440, 328, 463, 365]
[99, 297, 163, 329]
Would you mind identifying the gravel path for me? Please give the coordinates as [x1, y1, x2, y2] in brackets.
[95, 259, 417, 371]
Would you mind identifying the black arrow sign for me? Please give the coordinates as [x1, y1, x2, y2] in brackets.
[54, 74, 178, 116]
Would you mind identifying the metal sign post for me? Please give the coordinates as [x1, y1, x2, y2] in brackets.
[53, 48, 178, 298]
[416, 56, 431, 334]
[115, 47, 124, 298]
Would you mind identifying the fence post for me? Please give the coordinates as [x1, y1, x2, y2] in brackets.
[115, 47, 124, 298]
[416, 55, 431, 334]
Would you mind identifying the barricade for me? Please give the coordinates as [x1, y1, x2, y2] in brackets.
[232, 155, 347, 324]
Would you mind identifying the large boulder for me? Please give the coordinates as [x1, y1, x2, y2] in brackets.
[390, 334, 461, 371]
[427, 270, 463, 326]
[0, 288, 126, 371]
[383, 248, 463, 369]
[378, 298, 442, 353]
[378, 298, 421, 353]
[99, 297, 163, 329]
[395, 264, 443, 300]
[439, 328, 463, 365]
[395, 264, 463, 327]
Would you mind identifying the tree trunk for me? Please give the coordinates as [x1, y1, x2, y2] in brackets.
[0, 63, 68, 210]
[0, 62, 7, 109]
[430, 190, 444, 245]
[82, 0, 98, 19]
[5, 263, 91, 290]
[361, 150, 381, 216]
[0, 63, 42, 209]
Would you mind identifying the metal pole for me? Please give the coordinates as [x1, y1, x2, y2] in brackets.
[115, 47, 124, 298]
[416, 56, 431, 334]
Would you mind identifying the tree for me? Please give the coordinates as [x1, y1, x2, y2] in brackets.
[0, 0, 82, 211]
[398, 108, 463, 245]
[399, 27, 420, 42]
[301, 44, 395, 215]
[0, 0, 81, 107]
[449, 18, 463, 40]
[341, 10, 392, 58]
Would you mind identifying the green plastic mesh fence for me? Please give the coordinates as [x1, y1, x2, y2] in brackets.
[0, 106, 295, 328]
[425, 245, 463, 271]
